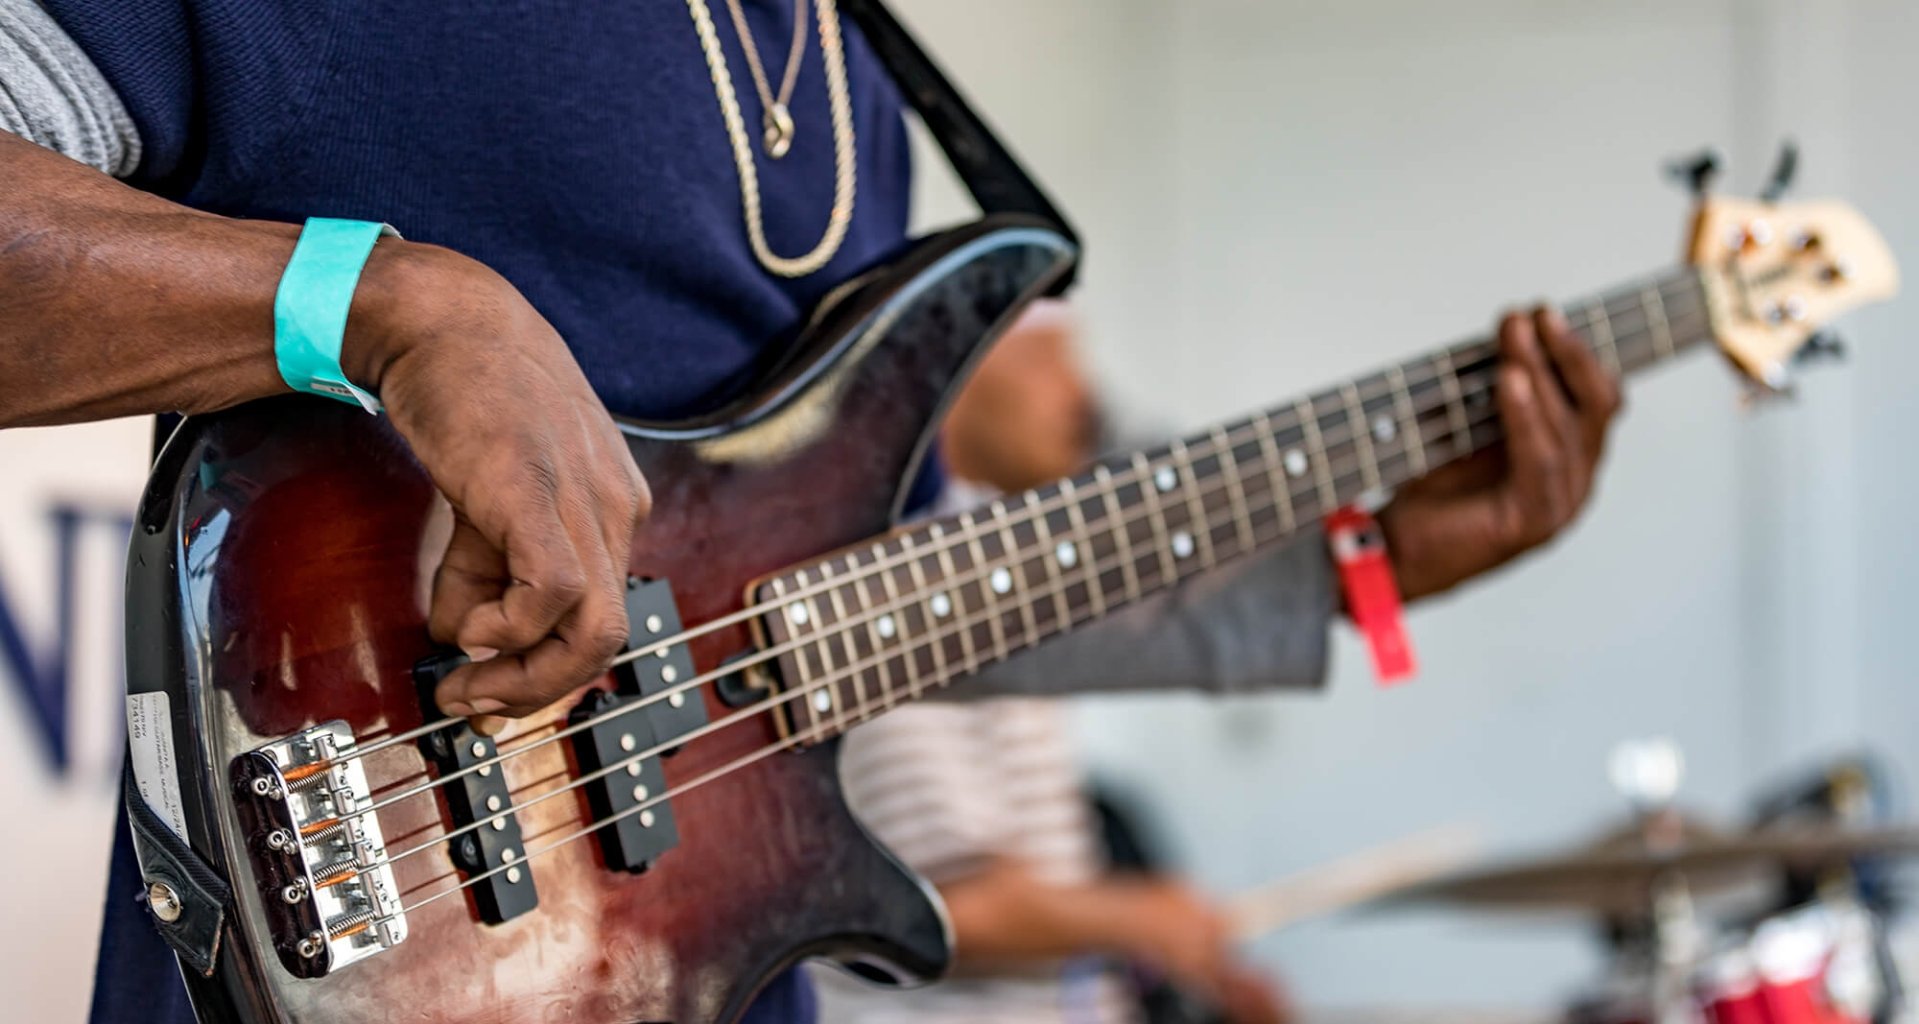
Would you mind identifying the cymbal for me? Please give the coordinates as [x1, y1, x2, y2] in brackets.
[1382, 824, 1919, 916]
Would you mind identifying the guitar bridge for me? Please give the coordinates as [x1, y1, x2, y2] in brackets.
[232, 721, 408, 977]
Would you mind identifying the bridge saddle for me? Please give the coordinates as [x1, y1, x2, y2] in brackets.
[232, 721, 406, 978]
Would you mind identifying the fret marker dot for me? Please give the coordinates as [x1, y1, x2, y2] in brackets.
[786, 603, 809, 626]
[1284, 449, 1309, 477]
[1055, 541, 1079, 569]
[1154, 466, 1178, 492]
[877, 614, 897, 640]
[930, 593, 952, 618]
[812, 689, 833, 712]
[659, 664, 678, 684]
[1372, 415, 1396, 443]
[668, 691, 685, 708]
[626, 762, 643, 777]
[632, 784, 650, 802]
[1172, 531, 1195, 559]
[990, 567, 1013, 594]
[640, 810, 656, 829]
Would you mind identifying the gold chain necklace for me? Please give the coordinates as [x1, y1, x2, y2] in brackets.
[723, 0, 807, 158]
[684, 0, 858, 279]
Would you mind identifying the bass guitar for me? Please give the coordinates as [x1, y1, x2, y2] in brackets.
[123, 181, 1896, 1024]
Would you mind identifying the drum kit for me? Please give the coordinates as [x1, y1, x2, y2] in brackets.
[1356, 744, 1917, 1024]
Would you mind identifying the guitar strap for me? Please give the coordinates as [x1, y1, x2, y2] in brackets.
[836, 0, 1081, 290]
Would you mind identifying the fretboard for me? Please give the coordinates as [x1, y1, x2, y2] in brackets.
[756, 268, 1711, 741]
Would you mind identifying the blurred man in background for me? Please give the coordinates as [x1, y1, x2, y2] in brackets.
[817, 303, 1289, 1024]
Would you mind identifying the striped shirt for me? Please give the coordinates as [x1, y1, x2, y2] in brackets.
[814, 698, 1140, 1024]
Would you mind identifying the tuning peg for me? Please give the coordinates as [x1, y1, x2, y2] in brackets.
[1795, 329, 1846, 365]
[1666, 148, 1722, 199]
[1760, 139, 1800, 203]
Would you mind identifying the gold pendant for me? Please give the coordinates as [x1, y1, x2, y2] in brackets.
[763, 104, 795, 159]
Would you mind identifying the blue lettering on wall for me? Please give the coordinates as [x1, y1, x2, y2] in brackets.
[0, 502, 134, 775]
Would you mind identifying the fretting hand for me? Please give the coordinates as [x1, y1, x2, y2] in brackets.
[1377, 305, 1622, 600]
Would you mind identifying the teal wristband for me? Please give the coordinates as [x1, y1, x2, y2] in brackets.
[274, 217, 398, 412]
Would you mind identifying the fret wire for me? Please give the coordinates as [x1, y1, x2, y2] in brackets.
[765, 577, 819, 737]
[849, 547, 897, 713]
[1436, 346, 1475, 455]
[1644, 282, 1674, 361]
[1341, 381, 1382, 494]
[872, 541, 910, 709]
[797, 574, 849, 736]
[1588, 296, 1621, 376]
[1387, 365, 1427, 476]
[960, 511, 1011, 663]
[1059, 478, 1107, 621]
[1211, 423, 1258, 553]
[1024, 490, 1076, 634]
[1094, 465, 1143, 603]
[990, 499, 1041, 649]
[1130, 451, 1180, 587]
[899, 534, 946, 699]
[927, 523, 979, 676]
[1293, 395, 1339, 513]
[1250, 410, 1297, 535]
[1169, 439, 1217, 570]
[818, 564, 870, 724]
[775, 574, 829, 736]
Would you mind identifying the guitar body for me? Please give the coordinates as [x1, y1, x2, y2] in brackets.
[126, 217, 1080, 1023]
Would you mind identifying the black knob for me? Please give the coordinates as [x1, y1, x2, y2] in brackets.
[1761, 140, 1800, 203]
[1666, 148, 1722, 198]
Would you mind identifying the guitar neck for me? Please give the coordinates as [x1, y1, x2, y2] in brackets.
[757, 267, 1711, 738]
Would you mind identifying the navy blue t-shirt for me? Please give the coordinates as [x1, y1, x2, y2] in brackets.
[43, 2, 918, 1022]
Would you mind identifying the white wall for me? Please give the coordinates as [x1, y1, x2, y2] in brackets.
[895, 0, 1917, 1011]
[0, 419, 150, 1023]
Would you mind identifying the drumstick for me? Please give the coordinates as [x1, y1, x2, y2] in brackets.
[1226, 825, 1483, 941]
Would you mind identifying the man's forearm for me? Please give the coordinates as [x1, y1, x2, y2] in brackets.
[0, 130, 300, 424]
[940, 860, 1149, 967]
[0, 131, 416, 426]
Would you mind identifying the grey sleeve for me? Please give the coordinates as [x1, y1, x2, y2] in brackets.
[951, 527, 1337, 698]
[0, 0, 140, 176]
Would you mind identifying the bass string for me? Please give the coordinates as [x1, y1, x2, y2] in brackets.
[363, 393, 1498, 878]
[388, 394, 1544, 918]
[326, 297, 1708, 845]
[376, 330, 1685, 906]
[333, 284, 1701, 779]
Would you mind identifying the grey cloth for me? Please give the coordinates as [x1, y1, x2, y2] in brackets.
[960, 526, 1335, 698]
[0, 4, 1338, 698]
[0, 0, 138, 175]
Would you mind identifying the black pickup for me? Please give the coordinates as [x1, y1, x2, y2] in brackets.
[412, 658, 538, 925]
[568, 577, 709, 873]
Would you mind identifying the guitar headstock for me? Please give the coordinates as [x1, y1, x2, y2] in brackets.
[1690, 195, 1899, 390]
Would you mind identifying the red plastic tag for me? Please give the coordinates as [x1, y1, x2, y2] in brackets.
[1327, 507, 1417, 686]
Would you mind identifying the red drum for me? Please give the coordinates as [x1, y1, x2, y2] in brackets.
[1696, 903, 1874, 1024]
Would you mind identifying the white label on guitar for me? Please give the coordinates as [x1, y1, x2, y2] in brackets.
[126, 692, 188, 842]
